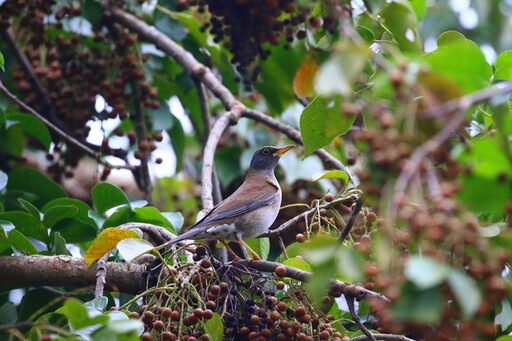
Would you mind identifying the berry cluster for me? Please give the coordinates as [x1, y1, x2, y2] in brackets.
[0, 0, 164, 182]
[137, 246, 345, 341]
[181, 0, 338, 90]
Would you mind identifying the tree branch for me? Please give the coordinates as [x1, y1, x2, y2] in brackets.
[420, 79, 512, 119]
[194, 79, 222, 206]
[390, 106, 467, 219]
[346, 293, 377, 341]
[350, 334, 416, 341]
[339, 196, 363, 241]
[261, 196, 356, 238]
[0, 255, 144, 294]
[104, 4, 351, 180]
[0, 81, 133, 170]
[245, 259, 389, 304]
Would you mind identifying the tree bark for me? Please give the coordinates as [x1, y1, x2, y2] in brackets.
[0, 255, 145, 294]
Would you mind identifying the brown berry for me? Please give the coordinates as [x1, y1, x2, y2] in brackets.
[325, 193, 334, 202]
[277, 301, 287, 311]
[275, 266, 287, 277]
[296, 233, 305, 243]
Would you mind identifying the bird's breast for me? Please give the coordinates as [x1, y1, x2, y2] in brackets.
[234, 189, 282, 240]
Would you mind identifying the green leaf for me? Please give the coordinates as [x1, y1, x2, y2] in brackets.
[0, 302, 17, 324]
[116, 238, 154, 264]
[336, 247, 366, 283]
[133, 206, 174, 231]
[301, 235, 339, 266]
[494, 50, 512, 81]
[91, 183, 130, 215]
[54, 232, 71, 256]
[447, 271, 481, 317]
[404, 255, 449, 289]
[42, 198, 97, 227]
[0, 51, 4, 72]
[8, 229, 38, 254]
[154, 8, 187, 41]
[300, 96, 357, 158]
[315, 41, 371, 96]
[7, 167, 66, 209]
[496, 299, 512, 331]
[203, 313, 223, 341]
[168, 114, 185, 172]
[17, 198, 42, 219]
[215, 146, 242, 187]
[0, 211, 48, 242]
[393, 282, 443, 324]
[6, 113, 52, 150]
[84, 297, 108, 311]
[79, 0, 102, 26]
[57, 298, 108, 330]
[311, 170, 349, 182]
[0, 170, 7, 191]
[245, 237, 270, 261]
[161, 212, 184, 231]
[409, 0, 427, 20]
[84, 228, 141, 267]
[424, 31, 492, 93]
[458, 175, 512, 214]
[43, 205, 79, 228]
[496, 336, 512, 341]
[282, 257, 312, 272]
[381, 1, 421, 51]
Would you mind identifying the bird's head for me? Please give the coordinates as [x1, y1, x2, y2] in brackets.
[249, 145, 295, 173]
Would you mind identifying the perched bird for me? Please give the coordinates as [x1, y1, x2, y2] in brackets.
[169, 145, 295, 261]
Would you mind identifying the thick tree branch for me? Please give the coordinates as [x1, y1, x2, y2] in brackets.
[0, 82, 133, 170]
[0, 255, 144, 294]
[103, 2, 239, 110]
[103, 4, 351, 182]
[245, 259, 389, 303]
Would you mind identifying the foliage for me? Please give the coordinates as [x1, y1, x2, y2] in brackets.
[0, 0, 511, 340]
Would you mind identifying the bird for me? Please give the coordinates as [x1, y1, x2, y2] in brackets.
[168, 145, 295, 261]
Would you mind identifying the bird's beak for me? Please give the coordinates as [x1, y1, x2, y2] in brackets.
[273, 144, 296, 156]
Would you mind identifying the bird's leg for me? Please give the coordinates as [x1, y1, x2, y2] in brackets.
[220, 240, 241, 262]
[235, 237, 261, 261]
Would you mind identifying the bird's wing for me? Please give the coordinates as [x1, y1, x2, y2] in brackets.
[185, 177, 279, 232]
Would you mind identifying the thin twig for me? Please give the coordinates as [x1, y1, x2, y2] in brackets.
[346, 293, 377, 341]
[390, 106, 468, 220]
[95, 252, 110, 298]
[350, 334, 416, 341]
[0, 82, 133, 170]
[262, 196, 356, 238]
[340, 197, 364, 241]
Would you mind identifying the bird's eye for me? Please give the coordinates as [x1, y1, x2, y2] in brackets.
[262, 148, 271, 155]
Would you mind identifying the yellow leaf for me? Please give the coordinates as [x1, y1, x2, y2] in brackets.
[293, 53, 318, 98]
[84, 228, 140, 267]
